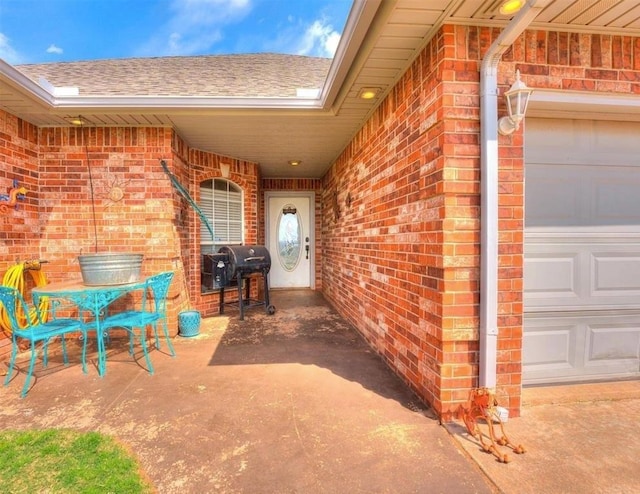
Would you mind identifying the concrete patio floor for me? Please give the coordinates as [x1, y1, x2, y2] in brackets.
[446, 380, 640, 494]
[2, 289, 639, 493]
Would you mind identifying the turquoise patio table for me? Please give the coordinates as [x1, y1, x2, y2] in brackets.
[32, 277, 148, 377]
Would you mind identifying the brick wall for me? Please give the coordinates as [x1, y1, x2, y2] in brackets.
[38, 126, 176, 274]
[322, 26, 456, 418]
[0, 112, 40, 356]
[0, 112, 39, 260]
[322, 25, 640, 419]
[0, 112, 262, 361]
[35, 125, 194, 335]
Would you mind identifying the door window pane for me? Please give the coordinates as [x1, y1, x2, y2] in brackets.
[277, 205, 301, 271]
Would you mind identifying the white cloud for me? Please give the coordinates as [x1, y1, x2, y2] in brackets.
[0, 32, 22, 64]
[171, 0, 251, 26]
[136, 0, 252, 56]
[46, 44, 63, 55]
[296, 19, 341, 58]
[168, 33, 182, 52]
[162, 30, 223, 56]
[261, 16, 342, 58]
[135, 0, 343, 59]
[324, 30, 341, 57]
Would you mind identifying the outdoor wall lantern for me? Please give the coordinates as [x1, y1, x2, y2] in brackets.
[497, 70, 533, 135]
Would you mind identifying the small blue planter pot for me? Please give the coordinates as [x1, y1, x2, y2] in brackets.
[178, 310, 201, 337]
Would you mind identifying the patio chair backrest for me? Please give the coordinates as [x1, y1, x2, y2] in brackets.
[2, 285, 89, 398]
[0, 286, 39, 334]
[146, 271, 174, 315]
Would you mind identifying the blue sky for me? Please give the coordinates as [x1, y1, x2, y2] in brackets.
[0, 0, 353, 65]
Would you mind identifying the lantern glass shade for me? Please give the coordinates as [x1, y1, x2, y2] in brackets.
[498, 70, 533, 135]
[505, 71, 532, 122]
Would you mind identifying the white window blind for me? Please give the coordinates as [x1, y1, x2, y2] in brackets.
[199, 179, 243, 252]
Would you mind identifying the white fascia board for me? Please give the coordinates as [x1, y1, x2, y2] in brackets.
[0, 59, 55, 105]
[51, 95, 326, 110]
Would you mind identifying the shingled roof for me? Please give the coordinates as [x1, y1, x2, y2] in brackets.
[16, 53, 332, 98]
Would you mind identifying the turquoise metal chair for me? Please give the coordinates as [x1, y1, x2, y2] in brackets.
[99, 271, 176, 374]
[0, 286, 88, 398]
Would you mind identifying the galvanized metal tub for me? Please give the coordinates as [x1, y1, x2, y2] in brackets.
[78, 253, 143, 286]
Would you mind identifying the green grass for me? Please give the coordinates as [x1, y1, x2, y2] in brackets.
[0, 429, 154, 494]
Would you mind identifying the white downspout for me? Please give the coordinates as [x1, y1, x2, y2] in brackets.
[479, 0, 549, 388]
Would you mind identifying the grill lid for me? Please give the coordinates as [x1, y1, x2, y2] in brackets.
[218, 245, 272, 278]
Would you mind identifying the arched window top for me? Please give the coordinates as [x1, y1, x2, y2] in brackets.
[201, 178, 241, 194]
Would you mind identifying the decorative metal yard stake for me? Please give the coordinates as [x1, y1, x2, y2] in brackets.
[461, 387, 526, 463]
[0, 181, 27, 214]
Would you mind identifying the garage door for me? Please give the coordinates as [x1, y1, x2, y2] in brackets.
[523, 118, 640, 384]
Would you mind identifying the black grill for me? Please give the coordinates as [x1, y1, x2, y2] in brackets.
[216, 245, 276, 320]
[202, 253, 230, 290]
[219, 245, 271, 279]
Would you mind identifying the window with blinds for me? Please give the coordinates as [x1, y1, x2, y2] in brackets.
[199, 179, 243, 254]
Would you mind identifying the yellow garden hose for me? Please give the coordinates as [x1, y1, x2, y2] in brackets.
[0, 261, 49, 334]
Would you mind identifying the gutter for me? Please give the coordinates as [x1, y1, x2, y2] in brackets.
[479, 0, 549, 389]
[52, 95, 327, 110]
[0, 59, 55, 104]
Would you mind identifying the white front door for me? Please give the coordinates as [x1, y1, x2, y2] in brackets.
[266, 193, 313, 288]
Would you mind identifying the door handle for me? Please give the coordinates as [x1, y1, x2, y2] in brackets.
[305, 245, 309, 260]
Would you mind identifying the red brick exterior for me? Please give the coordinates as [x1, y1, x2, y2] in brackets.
[1, 25, 639, 418]
[0, 113, 260, 348]
[0, 114, 40, 356]
[322, 25, 640, 419]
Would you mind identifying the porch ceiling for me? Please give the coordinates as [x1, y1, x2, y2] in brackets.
[1, 0, 639, 179]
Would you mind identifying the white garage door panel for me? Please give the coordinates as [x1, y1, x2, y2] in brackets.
[527, 119, 640, 166]
[524, 313, 640, 384]
[524, 118, 640, 384]
[523, 324, 576, 368]
[595, 177, 640, 220]
[525, 238, 640, 309]
[524, 249, 580, 302]
[588, 324, 640, 362]
[526, 164, 640, 229]
[592, 254, 640, 294]
[526, 165, 581, 227]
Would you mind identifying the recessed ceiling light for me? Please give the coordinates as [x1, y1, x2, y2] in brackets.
[358, 87, 380, 100]
[68, 116, 84, 126]
[499, 0, 525, 15]
[288, 160, 301, 166]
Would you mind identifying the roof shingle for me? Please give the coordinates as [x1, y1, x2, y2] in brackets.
[16, 53, 332, 98]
